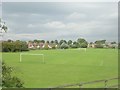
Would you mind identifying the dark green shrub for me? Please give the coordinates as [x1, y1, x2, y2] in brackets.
[2, 62, 24, 88]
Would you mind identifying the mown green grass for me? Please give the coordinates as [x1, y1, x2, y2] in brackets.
[2, 48, 118, 88]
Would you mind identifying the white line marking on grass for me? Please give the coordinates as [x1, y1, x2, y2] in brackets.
[68, 48, 87, 52]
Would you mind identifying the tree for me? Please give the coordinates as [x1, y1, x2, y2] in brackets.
[63, 40, 67, 44]
[59, 40, 64, 45]
[94, 40, 106, 48]
[2, 41, 29, 52]
[80, 43, 88, 48]
[60, 42, 69, 49]
[59, 40, 67, 45]
[44, 43, 49, 50]
[95, 40, 106, 44]
[7, 39, 13, 42]
[0, 18, 7, 32]
[77, 38, 88, 48]
[111, 42, 116, 44]
[20, 41, 29, 51]
[90, 42, 93, 44]
[55, 40, 58, 44]
[33, 39, 41, 43]
[50, 40, 54, 44]
[77, 38, 86, 44]
[46, 40, 49, 44]
[40, 40, 45, 43]
[1, 19, 24, 88]
[2, 41, 11, 52]
[70, 41, 79, 48]
[68, 40, 72, 45]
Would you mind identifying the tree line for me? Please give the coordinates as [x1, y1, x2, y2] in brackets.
[30, 38, 88, 49]
[28, 39, 118, 49]
[2, 38, 118, 52]
[2, 40, 29, 52]
[2, 38, 88, 52]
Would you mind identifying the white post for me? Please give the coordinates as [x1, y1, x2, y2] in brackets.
[20, 53, 22, 62]
[19, 53, 44, 63]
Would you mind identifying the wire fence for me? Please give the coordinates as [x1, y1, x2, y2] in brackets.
[52, 77, 119, 88]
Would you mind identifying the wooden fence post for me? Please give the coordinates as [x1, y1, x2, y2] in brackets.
[104, 80, 108, 88]
[79, 83, 83, 89]
[53, 77, 118, 88]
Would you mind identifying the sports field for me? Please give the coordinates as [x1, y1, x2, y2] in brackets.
[2, 48, 118, 88]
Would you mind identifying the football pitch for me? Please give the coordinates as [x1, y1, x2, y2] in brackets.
[2, 48, 118, 88]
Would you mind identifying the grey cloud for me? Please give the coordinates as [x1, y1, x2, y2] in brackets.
[2, 2, 118, 42]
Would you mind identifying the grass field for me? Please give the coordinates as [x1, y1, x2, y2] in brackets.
[2, 48, 118, 88]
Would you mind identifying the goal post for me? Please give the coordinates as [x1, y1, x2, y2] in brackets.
[78, 48, 87, 52]
[20, 53, 45, 63]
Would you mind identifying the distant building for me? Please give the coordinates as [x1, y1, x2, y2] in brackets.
[27, 41, 57, 49]
[88, 43, 96, 48]
[88, 42, 118, 49]
[105, 42, 118, 48]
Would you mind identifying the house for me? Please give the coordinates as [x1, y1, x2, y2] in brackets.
[88, 43, 96, 48]
[105, 42, 118, 48]
[28, 42, 34, 48]
[87, 42, 118, 49]
[28, 42, 44, 49]
[27, 41, 58, 49]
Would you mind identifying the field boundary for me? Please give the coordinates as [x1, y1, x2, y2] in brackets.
[52, 77, 119, 88]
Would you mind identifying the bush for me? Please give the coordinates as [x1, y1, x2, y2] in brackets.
[2, 62, 24, 88]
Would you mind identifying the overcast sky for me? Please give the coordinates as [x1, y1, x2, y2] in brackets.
[2, 2, 118, 42]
